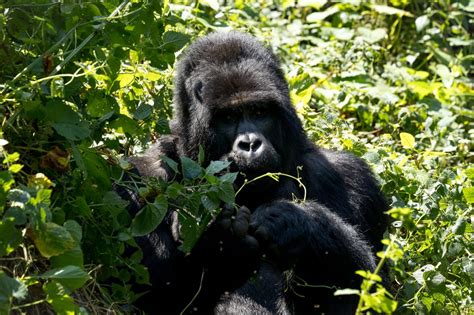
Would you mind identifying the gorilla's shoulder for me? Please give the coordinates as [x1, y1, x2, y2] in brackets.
[302, 146, 382, 197]
[317, 147, 374, 177]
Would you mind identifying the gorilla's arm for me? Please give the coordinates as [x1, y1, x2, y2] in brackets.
[248, 200, 376, 313]
[250, 200, 376, 279]
[129, 135, 180, 181]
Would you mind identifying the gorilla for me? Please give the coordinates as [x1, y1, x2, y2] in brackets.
[125, 32, 388, 314]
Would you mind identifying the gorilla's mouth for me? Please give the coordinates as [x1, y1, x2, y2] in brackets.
[222, 150, 282, 189]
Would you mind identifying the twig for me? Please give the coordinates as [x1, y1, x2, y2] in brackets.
[180, 269, 206, 315]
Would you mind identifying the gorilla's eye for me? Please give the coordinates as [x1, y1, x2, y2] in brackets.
[252, 106, 267, 118]
[255, 109, 264, 117]
[215, 109, 239, 123]
[194, 81, 203, 103]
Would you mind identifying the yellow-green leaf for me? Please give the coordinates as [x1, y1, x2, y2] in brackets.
[117, 73, 134, 88]
[400, 132, 415, 149]
[8, 164, 23, 173]
[199, 0, 219, 11]
[32, 223, 76, 258]
[463, 187, 474, 204]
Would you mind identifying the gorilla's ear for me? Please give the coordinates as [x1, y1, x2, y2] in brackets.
[194, 81, 203, 103]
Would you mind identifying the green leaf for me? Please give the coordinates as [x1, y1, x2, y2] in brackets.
[108, 115, 140, 136]
[435, 64, 454, 88]
[415, 15, 430, 32]
[218, 182, 235, 204]
[357, 27, 387, 44]
[50, 246, 84, 269]
[407, 81, 434, 98]
[298, 0, 327, 9]
[0, 271, 27, 307]
[462, 187, 474, 203]
[413, 264, 435, 285]
[45, 100, 91, 141]
[81, 149, 111, 189]
[102, 191, 129, 209]
[40, 266, 89, 291]
[201, 195, 219, 211]
[356, 270, 382, 282]
[32, 222, 76, 258]
[321, 27, 354, 41]
[428, 272, 446, 288]
[133, 104, 152, 120]
[117, 73, 134, 88]
[181, 156, 202, 179]
[219, 172, 238, 183]
[161, 156, 179, 174]
[86, 92, 118, 117]
[8, 164, 23, 173]
[306, 5, 339, 22]
[131, 196, 168, 237]
[52, 122, 91, 141]
[205, 160, 231, 175]
[63, 220, 82, 242]
[400, 132, 415, 149]
[200, 0, 220, 10]
[163, 31, 190, 52]
[3, 152, 19, 164]
[0, 218, 22, 257]
[370, 4, 413, 17]
[465, 168, 474, 180]
[44, 281, 77, 314]
[178, 214, 206, 253]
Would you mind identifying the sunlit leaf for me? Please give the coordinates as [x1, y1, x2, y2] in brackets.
[371, 4, 413, 17]
[32, 223, 76, 258]
[200, 0, 219, 11]
[40, 265, 89, 291]
[415, 15, 429, 32]
[400, 132, 415, 149]
[463, 187, 474, 204]
[117, 73, 134, 88]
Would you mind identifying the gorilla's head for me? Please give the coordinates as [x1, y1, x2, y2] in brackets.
[171, 32, 308, 195]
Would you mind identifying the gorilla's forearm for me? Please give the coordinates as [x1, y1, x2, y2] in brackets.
[250, 200, 376, 285]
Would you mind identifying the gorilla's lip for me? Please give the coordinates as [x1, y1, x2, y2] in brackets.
[225, 159, 277, 179]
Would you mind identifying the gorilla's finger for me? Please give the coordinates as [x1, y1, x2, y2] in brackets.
[219, 218, 232, 230]
[232, 216, 249, 238]
[254, 225, 271, 243]
[221, 204, 235, 218]
[243, 235, 260, 251]
[238, 206, 251, 218]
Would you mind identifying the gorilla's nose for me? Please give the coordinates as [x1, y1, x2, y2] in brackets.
[235, 133, 263, 154]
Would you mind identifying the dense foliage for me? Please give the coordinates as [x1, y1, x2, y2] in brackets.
[0, 0, 472, 314]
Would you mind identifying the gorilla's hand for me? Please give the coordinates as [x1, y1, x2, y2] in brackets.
[193, 205, 259, 262]
[250, 201, 309, 268]
[217, 205, 259, 248]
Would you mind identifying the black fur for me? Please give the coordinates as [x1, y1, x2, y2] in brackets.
[127, 32, 388, 314]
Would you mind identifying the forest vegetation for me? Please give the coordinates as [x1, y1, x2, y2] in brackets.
[0, 0, 472, 314]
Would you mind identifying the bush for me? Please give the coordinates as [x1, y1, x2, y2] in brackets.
[0, 0, 472, 313]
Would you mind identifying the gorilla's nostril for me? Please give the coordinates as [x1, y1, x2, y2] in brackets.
[238, 140, 251, 152]
[250, 139, 262, 151]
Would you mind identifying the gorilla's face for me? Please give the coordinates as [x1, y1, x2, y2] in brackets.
[209, 102, 283, 180]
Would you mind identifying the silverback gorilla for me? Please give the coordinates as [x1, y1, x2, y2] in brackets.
[127, 32, 388, 314]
